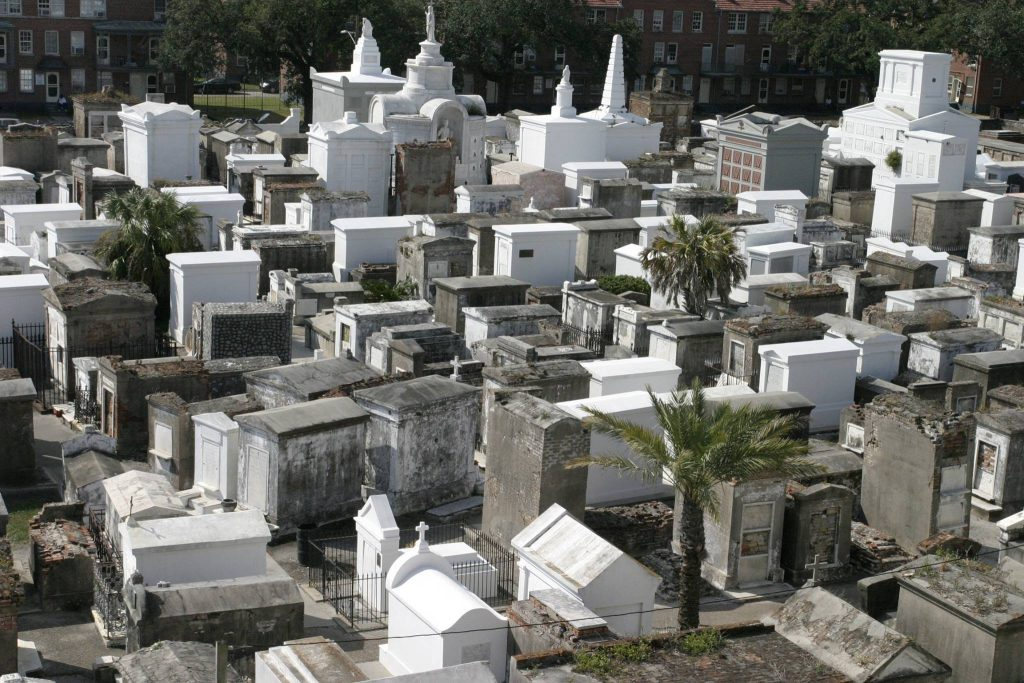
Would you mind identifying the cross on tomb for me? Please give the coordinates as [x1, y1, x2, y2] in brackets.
[803, 553, 829, 588]
[450, 355, 463, 381]
[415, 521, 430, 552]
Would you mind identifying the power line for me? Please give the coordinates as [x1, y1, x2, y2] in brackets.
[291, 537, 1024, 645]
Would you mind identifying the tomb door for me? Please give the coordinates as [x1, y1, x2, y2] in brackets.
[937, 464, 968, 532]
[974, 440, 998, 500]
[807, 506, 840, 564]
[200, 435, 221, 493]
[241, 445, 270, 512]
[738, 501, 774, 585]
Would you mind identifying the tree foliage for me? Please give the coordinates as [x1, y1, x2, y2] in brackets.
[597, 275, 651, 296]
[641, 215, 746, 317]
[94, 188, 203, 322]
[574, 382, 818, 628]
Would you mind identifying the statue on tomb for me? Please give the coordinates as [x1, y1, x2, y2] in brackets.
[561, 65, 571, 86]
[362, 17, 374, 39]
[425, 2, 436, 42]
[437, 121, 451, 141]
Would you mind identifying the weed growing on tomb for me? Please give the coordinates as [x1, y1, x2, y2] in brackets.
[678, 628, 725, 656]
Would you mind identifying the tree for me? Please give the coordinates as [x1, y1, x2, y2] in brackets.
[641, 215, 746, 317]
[93, 188, 203, 323]
[160, 0, 240, 78]
[574, 382, 818, 628]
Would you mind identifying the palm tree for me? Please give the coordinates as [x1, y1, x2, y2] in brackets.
[94, 188, 203, 323]
[573, 380, 819, 629]
[641, 214, 747, 317]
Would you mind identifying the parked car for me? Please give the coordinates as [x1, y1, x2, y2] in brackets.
[260, 79, 279, 93]
[196, 77, 242, 94]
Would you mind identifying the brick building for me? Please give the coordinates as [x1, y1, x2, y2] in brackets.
[0, 0, 189, 113]
[949, 53, 1024, 117]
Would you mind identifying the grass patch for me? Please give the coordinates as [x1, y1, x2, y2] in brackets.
[678, 628, 725, 656]
[192, 92, 296, 121]
[573, 639, 653, 678]
[5, 494, 50, 544]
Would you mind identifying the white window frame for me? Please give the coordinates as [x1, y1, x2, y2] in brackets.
[653, 42, 665, 63]
[18, 29, 30, 55]
[759, 13, 773, 34]
[760, 46, 771, 71]
[19, 67, 32, 92]
[81, 0, 105, 18]
[728, 12, 747, 33]
[586, 8, 606, 23]
[993, 78, 1003, 97]
[98, 70, 112, 89]
[692, 11, 703, 32]
[837, 78, 850, 104]
[70, 31, 84, 56]
[44, 30, 58, 56]
[532, 75, 543, 95]
[554, 46, 565, 68]
[0, 0, 22, 15]
[0, 33, 6, 62]
[965, 75, 975, 98]
[154, 0, 165, 19]
[632, 9, 643, 27]
[147, 74, 158, 93]
[0, 71, 7, 92]
[149, 37, 159, 62]
[70, 67, 85, 93]
[652, 9, 663, 32]
[96, 35, 109, 64]
[672, 10, 684, 32]
[666, 43, 678, 65]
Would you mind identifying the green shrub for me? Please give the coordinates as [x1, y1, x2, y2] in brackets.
[679, 628, 725, 656]
[597, 275, 651, 296]
[885, 150, 903, 174]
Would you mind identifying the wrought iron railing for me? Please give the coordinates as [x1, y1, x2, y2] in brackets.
[88, 507, 126, 638]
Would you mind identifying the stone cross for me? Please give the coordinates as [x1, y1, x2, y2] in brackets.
[450, 355, 463, 381]
[415, 521, 430, 552]
[803, 553, 829, 588]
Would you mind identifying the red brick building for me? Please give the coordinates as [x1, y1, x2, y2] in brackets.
[0, 0, 189, 113]
[949, 53, 1024, 117]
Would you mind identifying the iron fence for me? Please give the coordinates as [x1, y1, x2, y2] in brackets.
[309, 523, 518, 631]
[701, 358, 757, 389]
[88, 507, 126, 640]
[557, 322, 609, 355]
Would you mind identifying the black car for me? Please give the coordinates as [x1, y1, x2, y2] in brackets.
[197, 77, 242, 94]
[260, 79, 279, 93]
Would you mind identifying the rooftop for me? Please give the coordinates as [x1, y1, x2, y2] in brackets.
[354, 374, 478, 411]
[724, 314, 827, 337]
[245, 357, 383, 397]
[46, 277, 155, 310]
[113, 641, 242, 683]
[235, 396, 369, 436]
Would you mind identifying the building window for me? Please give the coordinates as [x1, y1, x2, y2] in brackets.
[163, 78, 175, 94]
[44, 30, 58, 55]
[837, 78, 850, 103]
[672, 10, 684, 32]
[740, 77, 751, 96]
[554, 46, 565, 68]
[38, 0, 63, 16]
[18, 29, 30, 55]
[758, 78, 769, 101]
[965, 75, 975, 98]
[787, 45, 799, 65]
[586, 8, 606, 23]
[19, 68, 32, 92]
[994, 78, 1003, 97]
[791, 79, 803, 93]
[512, 79, 525, 95]
[758, 13, 773, 33]
[514, 47, 526, 68]
[518, 249, 534, 258]
[98, 70, 112, 88]
[70, 31, 84, 55]
[727, 12, 747, 33]
[682, 74, 693, 93]
[760, 46, 771, 71]
[81, 0, 105, 17]
[653, 42, 664, 63]
[97, 35, 109, 64]
[652, 10, 663, 31]
[0, 34, 6, 62]
[0, 0, 21, 15]
[71, 68, 84, 92]
[666, 43, 678, 65]
[632, 9, 643, 27]
[633, 75, 646, 91]
[775, 77, 786, 95]
[147, 74, 157, 93]
[235, 54, 247, 67]
[149, 37, 160, 62]
[154, 0, 165, 19]
[723, 77, 735, 96]
[692, 11, 703, 32]
[0, 71, 6, 92]
[532, 75, 543, 95]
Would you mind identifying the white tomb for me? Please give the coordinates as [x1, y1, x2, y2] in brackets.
[0, 166, 34, 182]
[578, 34, 662, 162]
[870, 177, 942, 242]
[839, 50, 980, 187]
[369, 6, 487, 186]
[118, 101, 202, 188]
[907, 329, 1003, 382]
[817, 313, 907, 381]
[192, 412, 240, 500]
[901, 130, 970, 191]
[965, 189, 1014, 228]
[561, 161, 627, 207]
[747, 242, 811, 276]
[101, 470, 189, 550]
[379, 523, 508, 682]
[512, 504, 661, 638]
[307, 112, 393, 217]
[4, 203, 82, 247]
[758, 338, 859, 432]
[0, 243, 30, 274]
[0, 273, 48, 339]
[614, 243, 644, 279]
[120, 508, 269, 587]
[310, 18, 406, 123]
[558, 391, 675, 506]
[733, 222, 796, 258]
[334, 299, 433, 361]
[492, 223, 579, 287]
[736, 190, 808, 223]
[355, 494, 401, 612]
[225, 153, 287, 195]
[580, 357, 681, 397]
[332, 215, 416, 281]
[884, 286, 974, 318]
[166, 250, 261, 344]
[516, 66, 606, 173]
[171, 193, 245, 251]
[160, 185, 229, 198]
[634, 215, 680, 248]
[44, 219, 119, 259]
[732, 273, 808, 306]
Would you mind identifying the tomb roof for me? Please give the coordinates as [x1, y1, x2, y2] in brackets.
[235, 396, 368, 436]
[140, 572, 302, 617]
[912, 191, 985, 203]
[335, 299, 432, 318]
[953, 349, 1024, 371]
[257, 637, 365, 683]
[572, 218, 642, 233]
[816, 314, 906, 342]
[976, 409, 1024, 434]
[989, 384, 1024, 406]
[582, 356, 681, 380]
[101, 357, 205, 378]
[804, 439, 864, 476]
[651, 319, 724, 338]
[46, 218, 120, 234]
[899, 555, 1024, 629]
[747, 241, 812, 256]
[707, 390, 814, 413]
[559, 390, 675, 418]
[866, 392, 974, 433]
[2, 202, 82, 216]
[491, 161, 548, 176]
[466, 213, 543, 229]
[493, 222, 581, 237]
[910, 327, 1003, 347]
[724, 314, 827, 337]
[433, 275, 530, 291]
[463, 304, 559, 322]
[332, 215, 415, 232]
[567, 288, 628, 305]
[49, 253, 107, 276]
[765, 283, 844, 300]
[113, 641, 242, 683]
[388, 555, 503, 633]
[866, 251, 933, 270]
[967, 225, 1024, 237]
[0, 378, 36, 402]
[482, 359, 589, 385]
[244, 357, 383, 397]
[126, 508, 269, 552]
[101, 470, 188, 520]
[537, 207, 613, 222]
[45, 277, 155, 310]
[65, 450, 147, 490]
[886, 286, 972, 302]
[498, 392, 579, 429]
[354, 374, 478, 411]
[166, 250, 260, 267]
